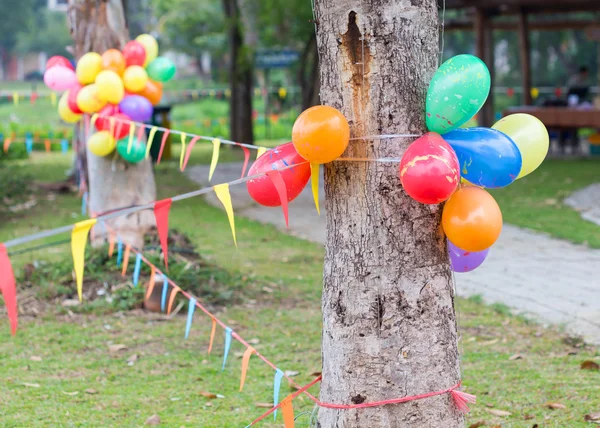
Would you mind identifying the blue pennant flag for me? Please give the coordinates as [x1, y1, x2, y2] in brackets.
[61, 139, 68, 153]
[25, 134, 33, 153]
[185, 298, 197, 339]
[132, 253, 142, 287]
[273, 369, 284, 420]
[116, 237, 123, 267]
[222, 327, 233, 371]
[161, 276, 169, 312]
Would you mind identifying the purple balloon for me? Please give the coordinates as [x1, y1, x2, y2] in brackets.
[448, 241, 489, 273]
[119, 95, 153, 122]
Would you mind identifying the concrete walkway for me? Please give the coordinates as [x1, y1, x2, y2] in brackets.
[187, 163, 600, 345]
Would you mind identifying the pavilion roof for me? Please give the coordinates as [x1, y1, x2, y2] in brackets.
[440, 0, 600, 14]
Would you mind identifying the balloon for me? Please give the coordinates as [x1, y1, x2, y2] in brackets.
[95, 112, 132, 140]
[136, 34, 158, 66]
[58, 91, 82, 123]
[116, 137, 146, 164]
[43, 66, 78, 92]
[246, 142, 311, 207]
[292, 106, 349, 164]
[123, 65, 148, 92]
[46, 56, 74, 71]
[119, 95, 153, 122]
[138, 80, 163, 106]
[88, 131, 117, 157]
[399, 133, 460, 204]
[146, 57, 176, 82]
[122, 41, 146, 67]
[95, 70, 125, 104]
[95, 104, 120, 131]
[426, 54, 491, 134]
[492, 114, 549, 179]
[448, 241, 489, 273]
[67, 83, 84, 114]
[76, 52, 103, 84]
[443, 127, 522, 189]
[442, 186, 502, 252]
[76, 84, 106, 113]
[101, 49, 126, 75]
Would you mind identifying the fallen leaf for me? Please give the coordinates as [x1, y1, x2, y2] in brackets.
[481, 339, 500, 346]
[127, 354, 139, 365]
[22, 382, 40, 388]
[584, 413, 600, 422]
[145, 414, 160, 425]
[216, 394, 225, 399]
[310, 371, 322, 377]
[247, 338, 260, 345]
[285, 370, 300, 377]
[255, 402, 274, 408]
[468, 422, 487, 428]
[108, 344, 127, 353]
[509, 354, 524, 361]
[199, 392, 217, 399]
[170, 397, 181, 401]
[523, 414, 535, 420]
[544, 402, 566, 410]
[62, 391, 79, 396]
[85, 389, 97, 395]
[30, 356, 42, 362]
[205, 402, 213, 407]
[581, 360, 600, 371]
[488, 409, 511, 417]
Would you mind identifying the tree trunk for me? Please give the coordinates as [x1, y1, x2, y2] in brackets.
[315, 1, 463, 427]
[68, 0, 156, 248]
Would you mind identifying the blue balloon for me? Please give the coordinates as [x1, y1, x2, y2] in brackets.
[443, 127, 522, 188]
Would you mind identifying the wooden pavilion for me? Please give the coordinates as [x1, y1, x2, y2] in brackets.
[440, 0, 600, 126]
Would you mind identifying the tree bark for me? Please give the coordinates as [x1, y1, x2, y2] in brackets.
[314, 1, 463, 427]
[68, 0, 156, 248]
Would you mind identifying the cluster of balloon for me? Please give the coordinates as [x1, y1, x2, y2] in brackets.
[43, 34, 177, 164]
[400, 54, 549, 273]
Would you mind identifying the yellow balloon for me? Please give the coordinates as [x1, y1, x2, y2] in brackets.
[492, 114, 549, 179]
[58, 91, 82, 123]
[95, 70, 124, 104]
[88, 131, 116, 157]
[136, 34, 158, 66]
[76, 52, 102, 85]
[123, 65, 148, 92]
[76, 84, 106, 113]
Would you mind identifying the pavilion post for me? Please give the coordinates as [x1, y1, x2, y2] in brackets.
[518, 8, 532, 105]
[475, 8, 495, 126]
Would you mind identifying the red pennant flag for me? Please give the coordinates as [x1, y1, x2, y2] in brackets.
[154, 198, 172, 269]
[181, 136, 201, 171]
[157, 129, 171, 164]
[265, 170, 289, 227]
[0, 244, 18, 335]
[234, 143, 250, 178]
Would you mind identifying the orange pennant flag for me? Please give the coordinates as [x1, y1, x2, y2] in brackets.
[239, 346, 255, 392]
[44, 139, 51, 152]
[71, 218, 97, 302]
[3, 138, 11, 154]
[121, 244, 131, 277]
[145, 266, 156, 301]
[208, 317, 217, 355]
[108, 233, 115, 258]
[213, 184, 237, 247]
[167, 287, 180, 315]
[281, 396, 295, 428]
[310, 163, 320, 215]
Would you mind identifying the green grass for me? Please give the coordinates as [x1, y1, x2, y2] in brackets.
[1, 151, 599, 426]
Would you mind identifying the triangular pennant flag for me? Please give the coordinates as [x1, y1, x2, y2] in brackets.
[235, 143, 250, 178]
[239, 346, 255, 392]
[157, 129, 170, 164]
[310, 163, 320, 215]
[25, 136, 33, 154]
[108, 233, 115, 258]
[153, 198, 172, 269]
[50, 92, 57, 106]
[127, 123, 136, 154]
[222, 327, 233, 371]
[145, 127, 158, 159]
[3, 137, 11, 154]
[179, 132, 187, 170]
[116, 237, 123, 267]
[273, 369, 284, 420]
[90, 113, 98, 129]
[132, 253, 142, 287]
[61, 139, 68, 153]
[109, 117, 116, 145]
[181, 136, 201, 171]
[71, 219, 97, 302]
[185, 297, 197, 339]
[13, 92, 19, 106]
[213, 184, 237, 247]
[136, 124, 145, 143]
[44, 139, 51, 153]
[167, 287, 180, 315]
[208, 138, 221, 181]
[265, 170, 289, 227]
[0, 243, 18, 335]
[161, 276, 169, 312]
[256, 147, 267, 159]
[121, 244, 131, 277]
[145, 266, 156, 301]
[281, 396, 295, 428]
[208, 317, 217, 355]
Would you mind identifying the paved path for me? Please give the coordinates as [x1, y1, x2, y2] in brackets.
[565, 183, 600, 227]
[187, 163, 600, 345]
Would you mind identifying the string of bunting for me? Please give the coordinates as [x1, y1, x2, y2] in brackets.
[2, 135, 70, 154]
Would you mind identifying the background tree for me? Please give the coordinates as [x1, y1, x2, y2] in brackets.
[67, 0, 156, 247]
[314, 0, 463, 427]
[0, 0, 36, 78]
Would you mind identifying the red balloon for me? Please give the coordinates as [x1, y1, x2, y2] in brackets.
[95, 108, 131, 140]
[46, 55, 74, 71]
[95, 104, 119, 130]
[122, 41, 147, 67]
[399, 133, 460, 204]
[247, 142, 311, 207]
[67, 83, 84, 114]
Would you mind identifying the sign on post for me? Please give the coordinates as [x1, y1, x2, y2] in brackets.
[255, 49, 300, 69]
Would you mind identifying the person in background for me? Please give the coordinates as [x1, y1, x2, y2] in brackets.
[567, 66, 591, 103]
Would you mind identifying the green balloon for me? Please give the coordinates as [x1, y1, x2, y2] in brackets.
[117, 138, 146, 164]
[146, 57, 176, 82]
[426, 54, 491, 134]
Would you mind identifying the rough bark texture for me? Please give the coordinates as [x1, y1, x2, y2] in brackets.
[315, 1, 463, 427]
[68, 0, 156, 248]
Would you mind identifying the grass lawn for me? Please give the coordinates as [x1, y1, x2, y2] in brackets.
[0, 150, 599, 427]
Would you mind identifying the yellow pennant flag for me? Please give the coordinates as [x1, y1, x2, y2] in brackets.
[145, 127, 158, 159]
[179, 132, 187, 170]
[90, 113, 99, 130]
[213, 184, 237, 247]
[239, 346, 255, 392]
[71, 218, 97, 302]
[310, 163, 320, 215]
[208, 138, 221, 181]
[127, 123, 136, 154]
[13, 92, 19, 106]
[50, 92, 57, 106]
[256, 147, 267, 159]
[167, 287, 180, 315]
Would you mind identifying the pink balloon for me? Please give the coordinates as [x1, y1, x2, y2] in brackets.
[44, 66, 78, 92]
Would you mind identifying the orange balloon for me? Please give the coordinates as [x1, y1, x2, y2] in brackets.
[102, 49, 126, 75]
[138, 79, 163, 105]
[442, 186, 502, 252]
[292, 105, 349, 164]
